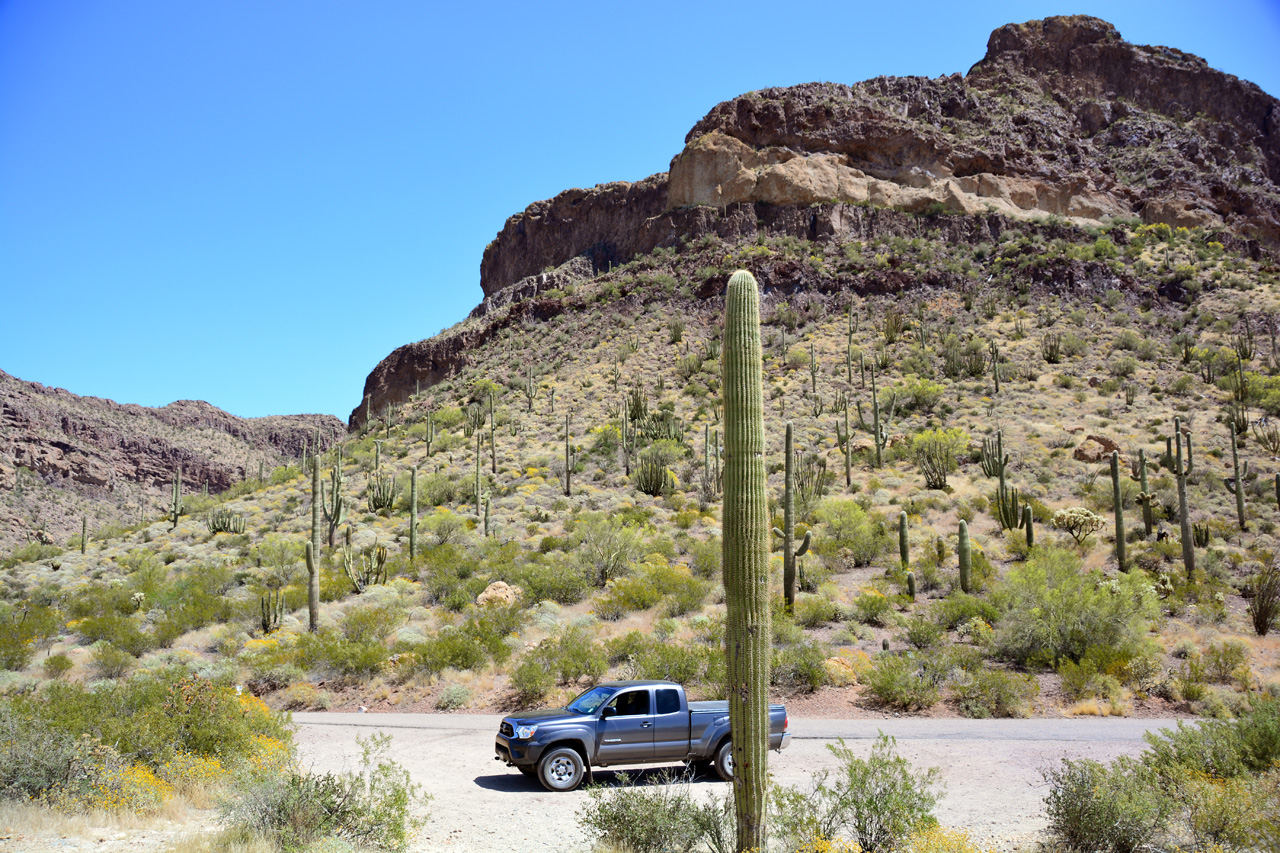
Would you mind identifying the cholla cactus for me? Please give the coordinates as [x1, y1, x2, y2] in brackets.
[1052, 507, 1106, 545]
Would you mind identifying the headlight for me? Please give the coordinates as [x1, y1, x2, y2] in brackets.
[516, 725, 537, 740]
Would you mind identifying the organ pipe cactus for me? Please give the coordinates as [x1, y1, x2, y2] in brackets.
[958, 520, 972, 594]
[1110, 451, 1127, 572]
[721, 270, 770, 850]
[771, 423, 812, 612]
[1174, 417, 1195, 580]
[260, 591, 284, 635]
[980, 430, 1006, 478]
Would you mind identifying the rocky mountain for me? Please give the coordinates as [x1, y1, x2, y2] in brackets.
[0, 369, 344, 552]
[353, 16, 1279, 430]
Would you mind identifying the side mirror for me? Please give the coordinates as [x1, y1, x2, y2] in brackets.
[601, 706, 616, 719]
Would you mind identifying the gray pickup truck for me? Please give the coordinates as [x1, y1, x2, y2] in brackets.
[494, 679, 790, 791]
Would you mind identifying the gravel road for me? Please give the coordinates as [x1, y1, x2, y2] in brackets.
[294, 713, 1190, 852]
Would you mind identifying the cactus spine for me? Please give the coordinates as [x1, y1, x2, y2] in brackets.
[1110, 451, 1127, 572]
[722, 270, 770, 850]
[409, 465, 418, 562]
[898, 511, 909, 569]
[1230, 427, 1247, 531]
[958, 520, 972, 594]
[305, 542, 319, 632]
[770, 423, 811, 612]
[1174, 417, 1195, 580]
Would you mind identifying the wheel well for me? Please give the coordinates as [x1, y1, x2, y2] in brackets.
[711, 734, 731, 760]
[541, 739, 588, 765]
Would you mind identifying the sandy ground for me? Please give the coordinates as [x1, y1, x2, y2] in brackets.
[292, 712, 1191, 852]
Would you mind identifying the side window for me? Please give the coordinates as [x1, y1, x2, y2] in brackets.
[610, 690, 650, 716]
[655, 688, 680, 715]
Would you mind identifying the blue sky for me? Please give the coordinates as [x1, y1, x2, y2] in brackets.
[2, 1, 1277, 421]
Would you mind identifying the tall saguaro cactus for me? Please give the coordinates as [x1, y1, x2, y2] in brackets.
[170, 467, 183, 530]
[771, 423, 812, 611]
[409, 464, 418, 562]
[321, 448, 347, 548]
[1173, 417, 1195, 580]
[1230, 427, 1247, 531]
[721, 270, 770, 851]
[305, 542, 319, 633]
[1110, 451, 1127, 573]
[1136, 448, 1156, 539]
[311, 456, 323, 556]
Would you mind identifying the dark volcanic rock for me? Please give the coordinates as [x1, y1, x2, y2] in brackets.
[0, 370, 343, 551]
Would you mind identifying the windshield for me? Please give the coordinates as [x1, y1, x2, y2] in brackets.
[567, 686, 616, 714]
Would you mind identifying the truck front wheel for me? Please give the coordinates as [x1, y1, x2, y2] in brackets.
[538, 747, 585, 792]
[715, 740, 734, 782]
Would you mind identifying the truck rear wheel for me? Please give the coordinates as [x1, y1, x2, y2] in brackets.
[715, 740, 734, 782]
[538, 747, 585, 792]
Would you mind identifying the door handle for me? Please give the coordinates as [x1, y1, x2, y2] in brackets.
[641, 722, 652, 728]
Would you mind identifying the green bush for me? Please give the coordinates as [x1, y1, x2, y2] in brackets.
[0, 603, 59, 670]
[864, 653, 940, 710]
[1, 541, 64, 569]
[815, 499, 892, 568]
[771, 734, 940, 852]
[852, 591, 895, 626]
[899, 616, 944, 650]
[576, 771, 709, 853]
[508, 555, 590, 604]
[932, 593, 999, 630]
[298, 631, 389, 678]
[435, 685, 471, 710]
[952, 669, 1039, 718]
[409, 628, 489, 677]
[794, 593, 839, 627]
[1142, 696, 1280, 779]
[510, 658, 554, 706]
[772, 640, 831, 693]
[523, 625, 607, 686]
[0, 700, 81, 800]
[226, 733, 426, 852]
[992, 547, 1157, 667]
[89, 641, 136, 679]
[341, 601, 407, 645]
[1043, 757, 1172, 853]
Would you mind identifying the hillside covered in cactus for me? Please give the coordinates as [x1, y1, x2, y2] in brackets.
[4, 14, 1280, 735]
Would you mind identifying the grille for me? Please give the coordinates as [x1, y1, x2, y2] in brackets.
[500, 721, 513, 737]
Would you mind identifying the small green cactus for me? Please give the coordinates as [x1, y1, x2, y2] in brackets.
[1110, 451, 1127, 573]
[898, 511, 909, 569]
[958, 520, 972, 594]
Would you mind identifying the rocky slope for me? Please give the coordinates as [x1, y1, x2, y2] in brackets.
[475, 15, 1276, 302]
[0, 369, 344, 552]
[356, 16, 1278, 430]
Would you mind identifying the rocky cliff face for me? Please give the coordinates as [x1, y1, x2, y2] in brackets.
[0, 370, 344, 552]
[355, 15, 1279, 430]
[476, 15, 1277, 302]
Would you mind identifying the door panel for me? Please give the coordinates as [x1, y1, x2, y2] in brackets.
[597, 689, 654, 762]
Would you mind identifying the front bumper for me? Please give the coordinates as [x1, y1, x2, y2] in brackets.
[495, 735, 542, 766]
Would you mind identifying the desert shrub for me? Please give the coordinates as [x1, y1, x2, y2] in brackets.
[226, 733, 426, 851]
[509, 657, 555, 705]
[76, 613, 153, 657]
[435, 685, 471, 710]
[0, 603, 59, 670]
[772, 734, 940, 852]
[595, 557, 707, 618]
[1142, 696, 1280, 779]
[932, 594, 999, 630]
[688, 536, 721, 579]
[277, 683, 332, 711]
[523, 625, 607, 686]
[1202, 639, 1249, 684]
[297, 630, 389, 678]
[794, 593, 839, 627]
[1, 541, 63, 569]
[1248, 560, 1280, 635]
[815, 499, 892, 568]
[911, 427, 968, 488]
[409, 628, 488, 677]
[772, 640, 831, 693]
[341, 601, 407, 645]
[508, 554, 590, 604]
[992, 547, 1157, 668]
[852, 590, 895, 626]
[605, 631, 723, 691]
[864, 653, 940, 710]
[0, 700, 82, 800]
[899, 616, 944, 650]
[10, 669, 289, 770]
[1043, 758, 1172, 853]
[576, 512, 644, 586]
[576, 771, 708, 853]
[43, 652, 73, 679]
[89, 641, 136, 679]
[952, 669, 1039, 718]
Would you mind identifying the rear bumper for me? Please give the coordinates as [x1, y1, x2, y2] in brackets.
[777, 731, 792, 751]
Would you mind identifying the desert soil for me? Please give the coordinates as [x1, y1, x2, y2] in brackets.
[293, 711, 1191, 853]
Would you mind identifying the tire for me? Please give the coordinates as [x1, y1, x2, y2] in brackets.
[688, 759, 714, 778]
[715, 740, 734, 782]
[538, 747, 585, 792]
[517, 764, 537, 777]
